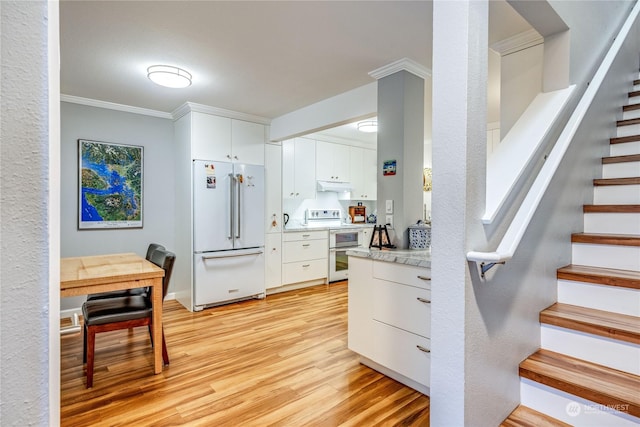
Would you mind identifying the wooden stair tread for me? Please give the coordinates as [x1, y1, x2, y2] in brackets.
[571, 232, 640, 246]
[583, 204, 640, 213]
[634, 79, 640, 86]
[611, 134, 640, 144]
[602, 154, 640, 164]
[629, 90, 640, 98]
[558, 264, 640, 289]
[623, 103, 640, 112]
[540, 303, 640, 344]
[501, 405, 571, 427]
[618, 117, 640, 127]
[519, 349, 640, 418]
[593, 177, 640, 186]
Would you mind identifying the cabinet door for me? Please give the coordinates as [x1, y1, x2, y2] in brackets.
[282, 139, 296, 199]
[315, 141, 334, 182]
[362, 148, 377, 199]
[232, 120, 265, 165]
[265, 144, 282, 232]
[191, 112, 232, 161]
[316, 141, 350, 182]
[349, 146, 364, 198]
[332, 143, 350, 182]
[294, 138, 316, 199]
[348, 256, 374, 357]
[265, 233, 282, 289]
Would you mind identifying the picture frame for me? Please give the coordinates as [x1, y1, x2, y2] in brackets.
[78, 139, 143, 229]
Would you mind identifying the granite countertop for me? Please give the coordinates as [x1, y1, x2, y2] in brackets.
[346, 246, 431, 268]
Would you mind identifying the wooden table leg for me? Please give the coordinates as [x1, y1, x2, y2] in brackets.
[152, 277, 163, 374]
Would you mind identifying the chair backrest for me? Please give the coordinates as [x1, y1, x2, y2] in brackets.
[146, 243, 166, 261]
[148, 248, 175, 299]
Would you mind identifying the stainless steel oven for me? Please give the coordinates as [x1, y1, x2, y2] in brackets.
[329, 228, 363, 282]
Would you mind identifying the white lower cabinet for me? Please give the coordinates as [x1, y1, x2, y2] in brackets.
[348, 256, 431, 394]
[265, 233, 282, 289]
[282, 230, 328, 285]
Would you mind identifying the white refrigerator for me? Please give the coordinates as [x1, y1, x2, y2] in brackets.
[192, 160, 265, 310]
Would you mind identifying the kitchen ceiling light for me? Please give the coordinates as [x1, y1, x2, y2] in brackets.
[357, 120, 378, 133]
[147, 65, 192, 88]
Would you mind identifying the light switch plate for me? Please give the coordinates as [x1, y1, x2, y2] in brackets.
[385, 200, 393, 214]
[385, 215, 393, 228]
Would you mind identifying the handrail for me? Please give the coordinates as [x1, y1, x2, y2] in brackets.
[467, 1, 640, 278]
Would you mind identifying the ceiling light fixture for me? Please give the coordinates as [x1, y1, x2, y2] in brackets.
[357, 120, 378, 133]
[147, 65, 192, 88]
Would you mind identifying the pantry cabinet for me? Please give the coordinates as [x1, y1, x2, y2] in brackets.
[282, 138, 316, 200]
[316, 141, 350, 182]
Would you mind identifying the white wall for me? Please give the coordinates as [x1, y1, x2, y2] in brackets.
[0, 1, 52, 424]
[60, 102, 176, 310]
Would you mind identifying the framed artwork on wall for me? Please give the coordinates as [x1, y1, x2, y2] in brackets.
[78, 139, 143, 229]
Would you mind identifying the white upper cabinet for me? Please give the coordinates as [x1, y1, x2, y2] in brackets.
[282, 138, 316, 199]
[191, 112, 232, 161]
[349, 146, 377, 200]
[191, 111, 265, 165]
[232, 119, 265, 165]
[316, 141, 350, 182]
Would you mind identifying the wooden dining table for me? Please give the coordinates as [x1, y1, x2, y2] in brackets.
[60, 252, 166, 374]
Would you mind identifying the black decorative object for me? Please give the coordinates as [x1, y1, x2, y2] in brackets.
[369, 225, 395, 249]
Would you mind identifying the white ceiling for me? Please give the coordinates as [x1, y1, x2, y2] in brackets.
[60, 1, 532, 142]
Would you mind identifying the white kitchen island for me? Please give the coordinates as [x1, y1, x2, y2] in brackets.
[346, 247, 432, 395]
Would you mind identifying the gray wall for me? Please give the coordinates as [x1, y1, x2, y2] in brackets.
[60, 102, 176, 310]
[431, 1, 639, 425]
[0, 1, 52, 424]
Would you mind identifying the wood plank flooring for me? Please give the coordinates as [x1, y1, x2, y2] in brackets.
[60, 282, 430, 426]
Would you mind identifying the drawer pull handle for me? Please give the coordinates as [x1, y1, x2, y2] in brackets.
[302, 244, 310, 247]
[417, 275, 431, 281]
[302, 264, 310, 267]
[302, 234, 310, 237]
[417, 297, 431, 304]
[416, 345, 431, 353]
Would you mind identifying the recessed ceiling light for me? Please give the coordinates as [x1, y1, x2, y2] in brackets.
[147, 65, 192, 88]
[357, 120, 378, 133]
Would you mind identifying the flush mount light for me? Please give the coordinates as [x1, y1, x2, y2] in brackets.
[147, 65, 192, 88]
[357, 120, 378, 133]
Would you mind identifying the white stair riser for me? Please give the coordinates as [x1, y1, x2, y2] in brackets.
[521, 379, 640, 426]
[610, 140, 640, 156]
[572, 243, 640, 271]
[593, 184, 640, 204]
[617, 123, 640, 137]
[558, 279, 640, 316]
[584, 212, 640, 234]
[602, 161, 640, 178]
[541, 325, 640, 375]
[622, 108, 640, 121]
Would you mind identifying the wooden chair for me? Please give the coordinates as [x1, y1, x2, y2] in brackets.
[86, 243, 165, 301]
[82, 248, 175, 388]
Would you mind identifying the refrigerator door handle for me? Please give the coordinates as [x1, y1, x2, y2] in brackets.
[201, 249, 264, 260]
[228, 173, 234, 240]
[235, 174, 241, 239]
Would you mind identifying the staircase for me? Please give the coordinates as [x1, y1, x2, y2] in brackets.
[502, 77, 640, 425]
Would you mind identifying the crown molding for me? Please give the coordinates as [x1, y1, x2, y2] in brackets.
[368, 57, 432, 80]
[60, 94, 173, 119]
[171, 102, 271, 124]
[490, 29, 543, 56]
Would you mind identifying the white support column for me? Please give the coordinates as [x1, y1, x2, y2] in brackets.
[430, 0, 488, 424]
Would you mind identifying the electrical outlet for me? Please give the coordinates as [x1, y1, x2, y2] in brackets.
[385, 215, 393, 229]
[385, 200, 393, 214]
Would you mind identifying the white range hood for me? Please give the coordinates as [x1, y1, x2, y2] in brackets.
[316, 180, 353, 192]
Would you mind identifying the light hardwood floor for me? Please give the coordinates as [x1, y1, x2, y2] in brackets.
[61, 281, 430, 426]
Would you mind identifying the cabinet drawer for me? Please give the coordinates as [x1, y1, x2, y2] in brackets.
[282, 259, 327, 284]
[372, 279, 431, 338]
[282, 239, 328, 263]
[371, 320, 431, 388]
[373, 262, 431, 289]
[283, 230, 327, 242]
